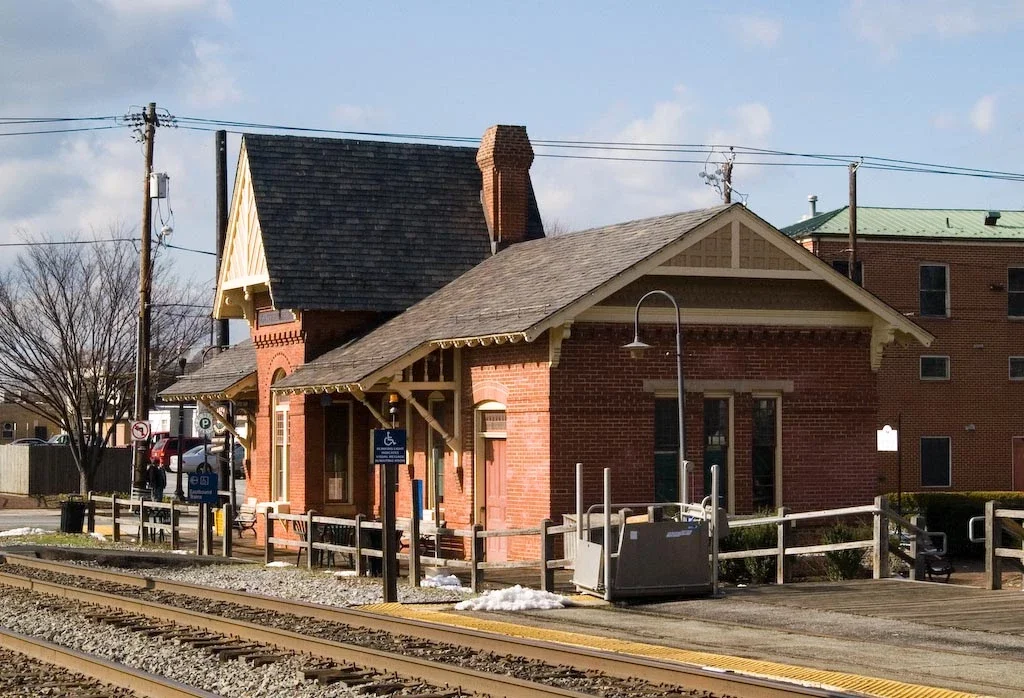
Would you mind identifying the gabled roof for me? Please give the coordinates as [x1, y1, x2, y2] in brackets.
[274, 206, 734, 392]
[783, 206, 1024, 240]
[242, 133, 543, 312]
[275, 203, 933, 394]
[158, 341, 256, 402]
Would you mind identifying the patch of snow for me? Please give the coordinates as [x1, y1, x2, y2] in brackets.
[0, 527, 50, 537]
[265, 561, 294, 567]
[331, 570, 358, 577]
[455, 584, 572, 611]
[421, 574, 471, 592]
[170, 549, 190, 555]
[90, 533, 107, 541]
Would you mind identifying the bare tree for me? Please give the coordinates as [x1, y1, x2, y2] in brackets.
[0, 231, 208, 494]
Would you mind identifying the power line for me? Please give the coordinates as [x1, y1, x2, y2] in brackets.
[0, 238, 135, 248]
[0, 125, 126, 137]
[0, 116, 120, 124]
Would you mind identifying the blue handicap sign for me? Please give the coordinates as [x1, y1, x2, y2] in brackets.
[373, 429, 407, 465]
[187, 472, 219, 504]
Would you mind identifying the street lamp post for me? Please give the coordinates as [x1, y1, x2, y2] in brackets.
[623, 290, 689, 504]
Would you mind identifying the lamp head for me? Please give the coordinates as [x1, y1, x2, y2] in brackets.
[622, 336, 652, 360]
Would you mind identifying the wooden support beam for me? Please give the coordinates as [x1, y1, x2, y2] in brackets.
[395, 387, 461, 453]
[349, 387, 392, 428]
[197, 398, 251, 453]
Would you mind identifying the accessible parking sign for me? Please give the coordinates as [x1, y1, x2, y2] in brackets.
[373, 429, 407, 465]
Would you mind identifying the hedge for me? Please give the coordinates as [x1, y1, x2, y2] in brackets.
[885, 491, 1024, 557]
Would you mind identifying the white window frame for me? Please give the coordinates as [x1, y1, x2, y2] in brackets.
[920, 436, 951, 488]
[751, 393, 783, 510]
[1008, 267, 1024, 318]
[919, 355, 950, 381]
[426, 392, 445, 516]
[919, 263, 950, 318]
[323, 400, 353, 504]
[1010, 357, 1024, 381]
[271, 372, 290, 503]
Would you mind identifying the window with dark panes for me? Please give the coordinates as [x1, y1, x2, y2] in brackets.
[751, 398, 777, 509]
[919, 356, 950, 380]
[323, 403, 351, 502]
[1010, 357, 1024, 380]
[920, 437, 951, 488]
[654, 398, 679, 503]
[831, 260, 863, 286]
[919, 264, 948, 317]
[1, 422, 13, 439]
[1008, 268, 1024, 317]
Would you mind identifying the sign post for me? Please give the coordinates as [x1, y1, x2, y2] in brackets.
[374, 428, 406, 603]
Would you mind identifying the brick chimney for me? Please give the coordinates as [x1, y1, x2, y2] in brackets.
[476, 125, 535, 252]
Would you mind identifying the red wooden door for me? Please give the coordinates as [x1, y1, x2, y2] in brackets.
[1013, 438, 1024, 490]
[484, 438, 508, 562]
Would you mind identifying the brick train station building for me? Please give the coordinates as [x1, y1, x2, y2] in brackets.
[163, 125, 930, 559]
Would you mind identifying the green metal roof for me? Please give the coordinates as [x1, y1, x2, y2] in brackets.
[782, 207, 1024, 240]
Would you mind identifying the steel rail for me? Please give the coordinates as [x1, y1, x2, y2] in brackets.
[0, 569, 591, 698]
[0, 554, 854, 698]
[0, 626, 221, 698]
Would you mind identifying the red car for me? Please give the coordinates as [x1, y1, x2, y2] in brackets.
[149, 436, 205, 468]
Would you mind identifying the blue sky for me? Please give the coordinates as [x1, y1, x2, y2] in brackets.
[2, 0, 1023, 291]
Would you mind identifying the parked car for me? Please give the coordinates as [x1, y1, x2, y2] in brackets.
[47, 433, 71, 445]
[174, 442, 245, 474]
[7, 437, 47, 445]
[150, 436, 205, 468]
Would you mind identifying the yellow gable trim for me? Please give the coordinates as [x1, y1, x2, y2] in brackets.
[214, 143, 270, 320]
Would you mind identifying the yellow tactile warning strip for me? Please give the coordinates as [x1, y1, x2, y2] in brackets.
[358, 601, 984, 698]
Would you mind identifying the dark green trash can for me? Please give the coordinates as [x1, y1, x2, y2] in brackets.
[59, 500, 86, 533]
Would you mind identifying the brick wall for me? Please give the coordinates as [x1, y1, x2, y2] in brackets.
[813, 238, 1024, 492]
[550, 323, 879, 516]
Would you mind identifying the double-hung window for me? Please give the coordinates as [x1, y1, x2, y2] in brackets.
[920, 264, 949, 317]
[831, 260, 863, 286]
[1008, 268, 1024, 317]
[920, 436, 951, 488]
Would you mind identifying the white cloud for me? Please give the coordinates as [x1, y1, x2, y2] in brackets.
[735, 16, 782, 48]
[531, 88, 773, 232]
[849, 0, 1024, 59]
[0, 0, 232, 282]
[931, 109, 958, 130]
[331, 105, 388, 129]
[184, 39, 243, 108]
[969, 94, 997, 133]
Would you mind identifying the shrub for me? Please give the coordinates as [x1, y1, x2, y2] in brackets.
[822, 522, 869, 580]
[719, 511, 777, 585]
[886, 491, 1024, 557]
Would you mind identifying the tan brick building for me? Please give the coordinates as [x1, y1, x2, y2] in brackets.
[164, 127, 933, 560]
[784, 207, 1024, 495]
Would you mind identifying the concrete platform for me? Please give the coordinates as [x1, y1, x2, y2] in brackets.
[380, 577, 1024, 698]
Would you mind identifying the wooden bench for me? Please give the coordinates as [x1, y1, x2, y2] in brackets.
[234, 498, 258, 537]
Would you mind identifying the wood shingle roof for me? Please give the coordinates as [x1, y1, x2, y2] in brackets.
[244, 133, 543, 312]
[274, 205, 732, 392]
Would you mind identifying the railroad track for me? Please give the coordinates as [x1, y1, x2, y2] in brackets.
[0, 553, 855, 697]
[0, 628, 216, 697]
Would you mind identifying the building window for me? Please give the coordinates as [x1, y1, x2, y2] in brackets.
[919, 356, 950, 381]
[257, 308, 296, 327]
[654, 398, 680, 503]
[271, 370, 290, 502]
[1010, 357, 1024, 380]
[921, 436, 951, 488]
[1, 422, 13, 439]
[323, 402, 351, 503]
[426, 393, 446, 517]
[831, 259, 863, 286]
[1009, 268, 1024, 317]
[920, 264, 949, 317]
[752, 397, 779, 510]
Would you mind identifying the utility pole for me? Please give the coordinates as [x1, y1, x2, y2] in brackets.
[132, 102, 158, 489]
[722, 160, 733, 204]
[848, 162, 859, 283]
[215, 130, 229, 349]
